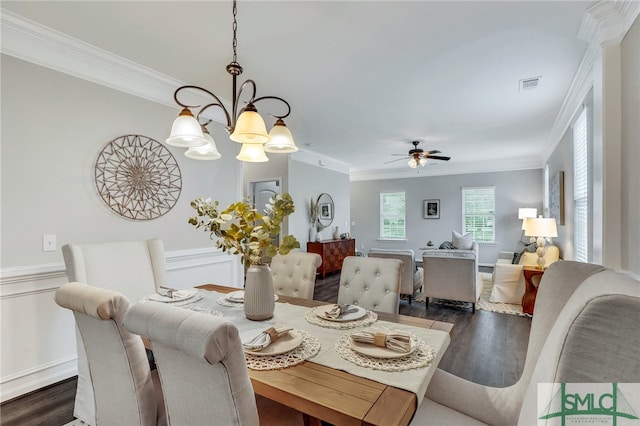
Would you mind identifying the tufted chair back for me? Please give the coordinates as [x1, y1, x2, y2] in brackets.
[271, 252, 322, 299]
[337, 256, 403, 314]
[54, 282, 164, 426]
[124, 302, 260, 426]
[368, 248, 422, 302]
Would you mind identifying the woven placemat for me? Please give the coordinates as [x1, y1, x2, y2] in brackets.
[244, 330, 321, 371]
[304, 308, 378, 329]
[334, 333, 434, 371]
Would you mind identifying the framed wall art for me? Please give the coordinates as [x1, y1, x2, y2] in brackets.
[424, 199, 440, 219]
[319, 202, 333, 220]
[549, 171, 565, 225]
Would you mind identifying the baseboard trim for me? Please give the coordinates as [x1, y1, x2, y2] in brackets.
[0, 355, 77, 403]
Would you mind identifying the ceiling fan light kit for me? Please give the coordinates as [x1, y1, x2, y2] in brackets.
[165, 0, 298, 162]
[388, 141, 451, 168]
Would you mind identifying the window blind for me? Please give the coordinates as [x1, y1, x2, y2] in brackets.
[462, 187, 495, 242]
[380, 192, 406, 239]
[573, 108, 589, 262]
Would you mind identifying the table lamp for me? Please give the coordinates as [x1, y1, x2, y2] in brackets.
[518, 208, 537, 243]
[524, 217, 558, 269]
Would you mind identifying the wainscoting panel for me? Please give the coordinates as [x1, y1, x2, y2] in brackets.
[0, 248, 238, 402]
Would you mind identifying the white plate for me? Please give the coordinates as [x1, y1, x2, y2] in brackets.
[314, 304, 367, 322]
[348, 338, 416, 359]
[226, 290, 245, 303]
[148, 289, 198, 303]
[225, 291, 279, 303]
[244, 331, 303, 356]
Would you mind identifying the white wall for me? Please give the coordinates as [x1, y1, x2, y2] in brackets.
[288, 159, 351, 248]
[350, 169, 543, 265]
[0, 56, 244, 401]
[620, 16, 640, 275]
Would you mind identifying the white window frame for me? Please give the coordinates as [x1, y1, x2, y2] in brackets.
[379, 191, 406, 240]
[573, 107, 589, 263]
[461, 186, 496, 243]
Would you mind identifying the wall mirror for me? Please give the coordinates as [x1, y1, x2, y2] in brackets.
[316, 193, 334, 230]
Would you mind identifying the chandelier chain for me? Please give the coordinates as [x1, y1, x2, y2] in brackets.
[232, 0, 238, 64]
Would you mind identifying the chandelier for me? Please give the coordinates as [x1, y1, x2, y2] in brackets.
[165, 0, 298, 162]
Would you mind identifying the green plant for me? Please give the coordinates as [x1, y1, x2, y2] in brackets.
[188, 193, 300, 267]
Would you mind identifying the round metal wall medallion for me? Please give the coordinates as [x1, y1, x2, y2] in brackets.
[95, 134, 182, 220]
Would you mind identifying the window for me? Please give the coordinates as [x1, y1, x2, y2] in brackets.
[573, 107, 589, 262]
[461, 187, 495, 242]
[380, 192, 405, 239]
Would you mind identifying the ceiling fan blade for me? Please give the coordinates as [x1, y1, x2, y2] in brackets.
[426, 155, 451, 161]
[384, 157, 409, 164]
[426, 150, 441, 155]
[390, 153, 409, 156]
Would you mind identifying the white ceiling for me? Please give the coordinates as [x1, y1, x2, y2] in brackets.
[2, 1, 597, 179]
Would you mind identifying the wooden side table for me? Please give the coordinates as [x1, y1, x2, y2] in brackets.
[522, 266, 545, 315]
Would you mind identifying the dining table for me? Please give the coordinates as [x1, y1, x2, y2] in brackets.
[148, 284, 454, 426]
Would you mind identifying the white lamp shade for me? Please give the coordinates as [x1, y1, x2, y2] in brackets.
[408, 158, 418, 168]
[236, 143, 269, 162]
[519, 208, 538, 229]
[418, 157, 428, 167]
[185, 132, 221, 160]
[524, 217, 558, 238]
[518, 208, 537, 219]
[166, 108, 207, 147]
[230, 109, 269, 144]
[264, 120, 298, 153]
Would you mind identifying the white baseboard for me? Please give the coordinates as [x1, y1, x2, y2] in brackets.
[0, 356, 77, 403]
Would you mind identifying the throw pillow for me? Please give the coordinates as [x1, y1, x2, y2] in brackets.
[439, 241, 454, 250]
[452, 231, 473, 250]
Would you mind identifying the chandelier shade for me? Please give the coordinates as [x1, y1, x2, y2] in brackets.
[229, 104, 270, 144]
[264, 118, 298, 153]
[185, 129, 222, 160]
[236, 142, 269, 162]
[167, 0, 297, 161]
[166, 108, 207, 148]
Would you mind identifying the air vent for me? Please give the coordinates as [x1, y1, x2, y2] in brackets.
[519, 76, 541, 91]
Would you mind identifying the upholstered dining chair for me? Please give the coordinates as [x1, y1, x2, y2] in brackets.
[410, 261, 640, 425]
[124, 302, 303, 426]
[367, 248, 423, 303]
[54, 282, 165, 426]
[62, 238, 166, 424]
[337, 256, 403, 314]
[271, 252, 322, 299]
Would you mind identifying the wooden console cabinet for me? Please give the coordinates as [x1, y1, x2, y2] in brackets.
[307, 239, 356, 278]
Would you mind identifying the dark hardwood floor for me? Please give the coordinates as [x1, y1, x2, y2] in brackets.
[1, 271, 530, 425]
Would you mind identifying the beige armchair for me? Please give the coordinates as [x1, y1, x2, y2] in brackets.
[367, 248, 423, 303]
[422, 242, 482, 313]
[410, 261, 639, 425]
[490, 245, 560, 304]
[337, 256, 403, 314]
[54, 282, 165, 426]
[271, 252, 322, 299]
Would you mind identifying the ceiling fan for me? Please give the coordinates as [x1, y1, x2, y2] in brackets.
[385, 141, 451, 168]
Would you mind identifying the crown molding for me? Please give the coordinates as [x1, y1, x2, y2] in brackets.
[543, 0, 639, 164]
[0, 8, 228, 123]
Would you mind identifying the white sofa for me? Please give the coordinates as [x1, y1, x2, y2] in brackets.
[421, 242, 482, 313]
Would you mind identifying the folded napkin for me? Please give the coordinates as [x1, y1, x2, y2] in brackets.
[160, 288, 180, 299]
[350, 330, 412, 353]
[242, 326, 292, 352]
[227, 291, 244, 303]
[323, 304, 358, 320]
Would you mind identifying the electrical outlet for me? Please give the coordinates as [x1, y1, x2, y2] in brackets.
[43, 234, 56, 252]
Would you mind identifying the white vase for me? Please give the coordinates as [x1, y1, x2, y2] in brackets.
[244, 264, 275, 320]
[309, 226, 317, 242]
[333, 226, 340, 240]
